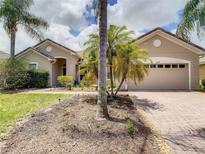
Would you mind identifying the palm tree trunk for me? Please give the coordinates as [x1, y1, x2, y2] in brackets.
[114, 75, 126, 96]
[110, 62, 114, 97]
[10, 30, 16, 59]
[96, 0, 109, 119]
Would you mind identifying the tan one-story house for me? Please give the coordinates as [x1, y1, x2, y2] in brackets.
[15, 39, 81, 86]
[0, 50, 9, 59]
[16, 27, 205, 90]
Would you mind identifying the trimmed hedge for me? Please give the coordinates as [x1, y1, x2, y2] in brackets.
[201, 79, 205, 89]
[27, 69, 49, 88]
[57, 76, 73, 90]
[0, 59, 29, 90]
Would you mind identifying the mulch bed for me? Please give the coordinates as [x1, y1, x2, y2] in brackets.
[0, 95, 160, 154]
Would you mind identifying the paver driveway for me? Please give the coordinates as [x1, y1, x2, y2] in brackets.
[129, 91, 205, 154]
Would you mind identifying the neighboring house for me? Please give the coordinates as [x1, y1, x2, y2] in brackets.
[122, 28, 205, 90]
[16, 28, 205, 90]
[200, 56, 205, 81]
[0, 50, 9, 59]
[16, 39, 81, 87]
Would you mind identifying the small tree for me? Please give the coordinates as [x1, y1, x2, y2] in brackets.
[0, 59, 29, 89]
[82, 25, 134, 97]
[113, 42, 149, 96]
[81, 26, 149, 96]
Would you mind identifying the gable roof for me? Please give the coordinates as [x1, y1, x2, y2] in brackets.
[15, 47, 55, 60]
[135, 27, 205, 55]
[0, 51, 9, 55]
[15, 38, 81, 59]
[33, 39, 79, 57]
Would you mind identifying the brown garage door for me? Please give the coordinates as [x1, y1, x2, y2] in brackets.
[127, 64, 189, 90]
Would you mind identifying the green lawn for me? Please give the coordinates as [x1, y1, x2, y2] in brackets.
[0, 93, 71, 137]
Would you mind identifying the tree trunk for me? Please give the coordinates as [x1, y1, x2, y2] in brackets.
[109, 62, 114, 97]
[96, 0, 109, 120]
[114, 76, 126, 96]
[10, 30, 16, 59]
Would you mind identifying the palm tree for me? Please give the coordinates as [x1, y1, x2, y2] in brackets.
[107, 25, 134, 97]
[177, 0, 205, 41]
[113, 42, 149, 96]
[79, 42, 98, 86]
[81, 26, 148, 96]
[0, 0, 48, 58]
[94, 0, 109, 119]
[82, 25, 134, 96]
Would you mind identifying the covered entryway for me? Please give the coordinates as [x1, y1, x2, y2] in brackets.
[52, 58, 67, 86]
[126, 57, 191, 90]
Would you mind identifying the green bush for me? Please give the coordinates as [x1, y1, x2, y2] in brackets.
[57, 76, 73, 90]
[127, 120, 135, 136]
[0, 59, 29, 89]
[201, 79, 205, 89]
[80, 73, 97, 88]
[27, 69, 49, 88]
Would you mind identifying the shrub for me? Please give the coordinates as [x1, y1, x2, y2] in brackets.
[27, 69, 49, 88]
[80, 73, 97, 88]
[0, 59, 29, 89]
[127, 120, 135, 136]
[201, 79, 205, 90]
[57, 76, 73, 90]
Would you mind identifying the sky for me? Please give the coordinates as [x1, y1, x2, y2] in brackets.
[0, 0, 204, 54]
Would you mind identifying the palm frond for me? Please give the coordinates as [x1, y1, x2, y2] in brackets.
[177, 0, 205, 40]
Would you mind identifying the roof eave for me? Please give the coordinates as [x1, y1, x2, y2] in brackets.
[135, 27, 205, 55]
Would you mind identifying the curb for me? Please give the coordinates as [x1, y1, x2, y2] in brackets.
[135, 109, 174, 154]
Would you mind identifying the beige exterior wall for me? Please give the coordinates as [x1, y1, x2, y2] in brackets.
[200, 64, 205, 80]
[36, 42, 79, 85]
[0, 51, 9, 59]
[19, 51, 52, 86]
[126, 34, 199, 90]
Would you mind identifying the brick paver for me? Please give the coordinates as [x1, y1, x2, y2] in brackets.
[129, 91, 205, 154]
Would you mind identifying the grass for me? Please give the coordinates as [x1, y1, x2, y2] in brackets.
[0, 93, 71, 137]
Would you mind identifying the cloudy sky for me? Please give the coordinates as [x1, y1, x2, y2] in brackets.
[0, 0, 204, 54]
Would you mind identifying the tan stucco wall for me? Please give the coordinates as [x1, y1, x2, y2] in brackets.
[0, 51, 9, 59]
[200, 64, 205, 80]
[36, 42, 79, 85]
[19, 51, 52, 86]
[126, 34, 199, 90]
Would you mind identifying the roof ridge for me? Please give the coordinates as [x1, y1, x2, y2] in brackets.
[33, 38, 77, 54]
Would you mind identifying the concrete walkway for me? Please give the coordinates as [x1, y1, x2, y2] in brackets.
[130, 91, 205, 154]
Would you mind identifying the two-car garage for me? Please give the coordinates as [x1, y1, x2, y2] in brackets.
[127, 62, 189, 90]
[121, 28, 204, 91]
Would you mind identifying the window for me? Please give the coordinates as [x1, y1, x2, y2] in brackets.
[150, 64, 156, 68]
[29, 62, 38, 70]
[165, 64, 171, 68]
[172, 64, 178, 68]
[157, 64, 164, 68]
[179, 64, 185, 68]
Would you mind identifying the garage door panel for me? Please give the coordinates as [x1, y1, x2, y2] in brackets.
[127, 64, 189, 90]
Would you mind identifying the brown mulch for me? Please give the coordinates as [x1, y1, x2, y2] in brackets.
[0, 96, 160, 154]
